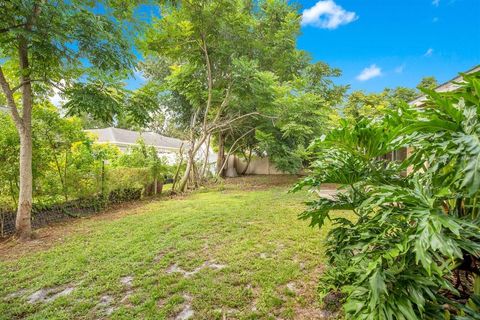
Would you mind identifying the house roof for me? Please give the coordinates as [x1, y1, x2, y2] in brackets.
[409, 65, 480, 106]
[85, 127, 185, 150]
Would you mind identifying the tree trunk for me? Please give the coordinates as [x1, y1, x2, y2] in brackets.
[178, 149, 194, 192]
[171, 143, 185, 192]
[63, 149, 68, 201]
[16, 125, 33, 240]
[154, 177, 158, 195]
[216, 132, 225, 178]
[200, 133, 211, 181]
[14, 34, 34, 240]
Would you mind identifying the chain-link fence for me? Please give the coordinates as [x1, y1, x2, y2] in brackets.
[0, 166, 164, 238]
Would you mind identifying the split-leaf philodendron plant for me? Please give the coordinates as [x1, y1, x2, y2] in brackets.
[295, 71, 480, 319]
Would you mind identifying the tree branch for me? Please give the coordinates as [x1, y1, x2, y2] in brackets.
[208, 112, 260, 133]
[201, 34, 213, 131]
[0, 66, 23, 130]
[218, 128, 255, 175]
[0, 23, 28, 34]
[11, 78, 51, 93]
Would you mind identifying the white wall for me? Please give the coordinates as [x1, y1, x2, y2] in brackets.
[228, 155, 285, 175]
[195, 142, 218, 175]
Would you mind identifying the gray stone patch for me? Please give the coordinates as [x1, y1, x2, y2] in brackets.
[105, 306, 115, 316]
[166, 263, 194, 277]
[5, 289, 28, 300]
[208, 262, 226, 270]
[166, 261, 226, 278]
[97, 295, 115, 316]
[175, 294, 194, 320]
[28, 286, 75, 304]
[286, 282, 297, 293]
[225, 308, 238, 315]
[120, 276, 134, 287]
[99, 295, 113, 306]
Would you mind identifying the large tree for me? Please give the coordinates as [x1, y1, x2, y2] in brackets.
[142, 0, 293, 191]
[0, 1, 142, 239]
[143, 0, 345, 182]
[254, 62, 346, 173]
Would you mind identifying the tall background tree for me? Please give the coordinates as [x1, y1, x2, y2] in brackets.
[0, 0, 144, 239]
[342, 86, 418, 122]
[417, 75, 439, 91]
[141, 0, 345, 184]
[142, 0, 281, 191]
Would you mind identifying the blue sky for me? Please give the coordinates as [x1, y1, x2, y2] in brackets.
[127, 0, 480, 93]
[298, 0, 480, 92]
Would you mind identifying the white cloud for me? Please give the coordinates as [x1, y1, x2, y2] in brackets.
[432, 0, 440, 6]
[395, 64, 406, 74]
[50, 92, 63, 107]
[356, 64, 382, 81]
[301, 0, 358, 29]
[424, 48, 434, 57]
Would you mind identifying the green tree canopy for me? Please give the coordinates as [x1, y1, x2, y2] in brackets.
[0, 0, 145, 239]
[416, 76, 439, 91]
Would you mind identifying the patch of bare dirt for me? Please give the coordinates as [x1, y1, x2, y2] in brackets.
[289, 265, 339, 320]
[165, 261, 226, 278]
[172, 294, 194, 320]
[27, 285, 75, 304]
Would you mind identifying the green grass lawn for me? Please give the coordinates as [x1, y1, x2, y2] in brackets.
[0, 176, 349, 320]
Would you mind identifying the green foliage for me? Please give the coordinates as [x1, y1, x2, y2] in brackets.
[0, 103, 114, 207]
[417, 76, 439, 91]
[0, 111, 20, 207]
[114, 138, 168, 182]
[0, 103, 168, 210]
[342, 86, 418, 122]
[141, 0, 345, 176]
[297, 71, 480, 319]
[0, 0, 141, 104]
[106, 167, 153, 197]
[254, 61, 346, 174]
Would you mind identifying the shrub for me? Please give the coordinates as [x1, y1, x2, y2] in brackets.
[296, 71, 480, 319]
[106, 167, 154, 195]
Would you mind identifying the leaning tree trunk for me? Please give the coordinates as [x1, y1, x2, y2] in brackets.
[216, 132, 225, 178]
[200, 133, 211, 181]
[178, 149, 194, 192]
